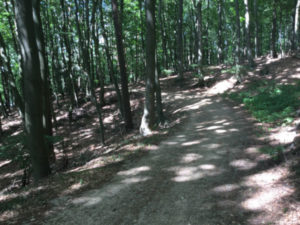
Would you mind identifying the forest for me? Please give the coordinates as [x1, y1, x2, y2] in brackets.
[1, 0, 300, 224]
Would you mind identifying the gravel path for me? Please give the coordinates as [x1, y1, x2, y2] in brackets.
[42, 89, 294, 225]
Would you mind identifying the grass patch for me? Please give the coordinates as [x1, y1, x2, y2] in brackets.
[226, 81, 300, 125]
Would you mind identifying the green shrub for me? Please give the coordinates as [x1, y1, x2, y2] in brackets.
[227, 81, 300, 125]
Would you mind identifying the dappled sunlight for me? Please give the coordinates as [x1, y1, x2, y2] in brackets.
[181, 140, 201, 146]
[270, 126, 296, 144]
[121, 176, 151, 184]
[230, 159, 257, 171]
[213, 184, 240, 193]
[169, 163, 219, 183]
[180, 153, 203, 163]
[0, 160, 12, 168]
[215, 129, 227, 134]
[118, 166, 151, 176]
[207, 76, 237, 95]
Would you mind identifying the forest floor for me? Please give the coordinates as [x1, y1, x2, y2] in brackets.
[1, 56, 300, 225]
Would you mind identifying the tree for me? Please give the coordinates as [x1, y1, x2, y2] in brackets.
[15, 0, 51, 180]
[244, 0, 255, 67]
[293, 0, 300, 50]
[271, 0, 278, 58]
[217, 0, 224, 64]
[177, 0, 184, 80]
[235, 0, 241, 64]
[193, 0, 204, 84]
[140, 0, 156, 136]
[111, 0, 134, 130]
[32, 0, 55, 162]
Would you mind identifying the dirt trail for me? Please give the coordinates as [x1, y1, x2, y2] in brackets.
[41, 88, 298, 225]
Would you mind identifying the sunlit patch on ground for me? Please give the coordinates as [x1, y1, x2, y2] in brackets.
[230, 159, 257, 171]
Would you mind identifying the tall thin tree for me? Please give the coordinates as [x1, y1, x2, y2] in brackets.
[111, 0, 134, 130]
[140, 0, 156, 136]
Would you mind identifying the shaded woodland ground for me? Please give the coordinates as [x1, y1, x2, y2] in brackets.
[1, 55, 300, 224]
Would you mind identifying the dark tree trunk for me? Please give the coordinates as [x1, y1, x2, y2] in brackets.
[177, 0, 184, 80]
[155, 54, 165, 125]
[217, 0, 224, 64]
[235, 0, 241, 64]
[159, 0, 168, 69]
[111, 0, 133, 130]
[271, 0, 278, 58]
[194, 0, 204, 82]
[15, 0, 51, 180]
[140, 0, 156, 136]
[254, 0, 260, 57]
[32, 0, 55, 162]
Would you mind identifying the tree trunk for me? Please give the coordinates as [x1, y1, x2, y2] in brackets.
[271, 0, 278, 58]
[32, 0, 55, 162]
[15, 0, 51, 180]
[111, 0, 133, 130]
[140, 0, 156, 136]
[235, 0, 241, 64]
[244, 0, 255, 67]
[194, 0, 204, 82]
[217, 0, 224, 64]
[293, 0, 300, 50]
[155, 54, 165, 124]
[177, 0, 184, 80]
[99, 0, 123, 116]
[159, 0, 168, 69]
[254, 0, 260, 57]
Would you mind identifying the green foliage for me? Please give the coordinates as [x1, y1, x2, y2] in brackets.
[162, 69, 174, 76]
[259, 145, 283, 160]
[227, 81, 300, 125]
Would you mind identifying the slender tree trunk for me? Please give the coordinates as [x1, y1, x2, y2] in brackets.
[235, 0, 241, 64]
[159, 0, 168, 69]
[271, 0, 278, 58]
[194, 0, 203, 82]
[293, 0, 300, 50]
[244, 0, 255, 67]
[217, 0, 224, 64]
[111, 0, 133, 130]
[177, 0, 184, 80]
[89, 0, 105, 144]
[0, 33, 24, 116]
[140, 0, 156, 136]
[15, 0, 51, 180]
[99, 0, 124, 117]
[254, 0, 260, 57]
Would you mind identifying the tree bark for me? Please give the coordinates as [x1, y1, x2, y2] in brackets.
[194, 0, 204, 82]
[235, 0, 241, 64]
[140, 0, 156, 136]
[32, 0, 55, 162]
[15, 0, 51, 180]
[177, 0, 184, 80]
[271, 0, 278, 58]
[217, 0, 224, 64]
[111, 0, 133, 130]
[293, 0, 300, 50]
[244, 0, 255, 67]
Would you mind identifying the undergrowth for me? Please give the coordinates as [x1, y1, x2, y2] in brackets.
[225, 80, 300, 125]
